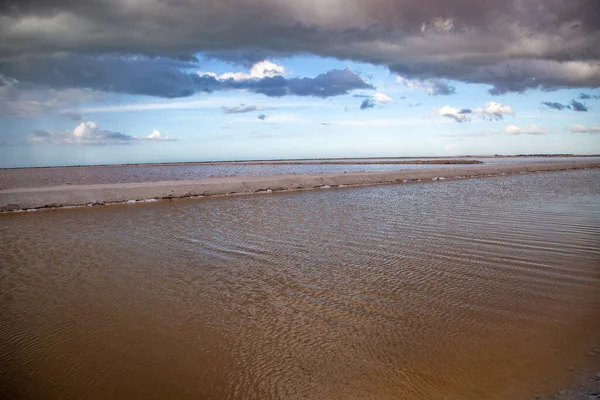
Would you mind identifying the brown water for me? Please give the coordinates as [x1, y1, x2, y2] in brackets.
[3, 157, 599, 190]
[1, 170, 599, 400]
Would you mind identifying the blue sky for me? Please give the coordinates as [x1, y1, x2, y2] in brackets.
[1, 1, 599, 167]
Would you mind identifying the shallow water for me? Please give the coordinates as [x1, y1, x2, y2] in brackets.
[1, 170, 599, 399]
[2, 157, 599, 190]
[0, 162, 461, 189]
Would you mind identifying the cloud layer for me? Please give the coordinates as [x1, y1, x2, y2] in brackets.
[0, 0, 599, 98]
[0, 75, 99, 117]
[397, 77, 456, 96]
[0, 55, 372, 100]
[28, 122, 175, 144]
[503, 124, 546, 135]
[579, 93, 600, 100]
[571, 124, 600, 134]
[222, 105, 263, 114]
[196, 66, 373, 98]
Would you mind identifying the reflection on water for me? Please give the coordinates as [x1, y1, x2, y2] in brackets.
[2, 157, 599, 190]
[1, 170, 599, 399]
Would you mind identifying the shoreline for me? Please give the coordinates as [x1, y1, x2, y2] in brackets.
[541, 349, 600, 400]
[2, 161, 599, 213]
[1, 154, 599, 170]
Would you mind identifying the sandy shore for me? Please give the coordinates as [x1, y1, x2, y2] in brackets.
[1, 160, 599, 212]
[540, 350, 600, 400]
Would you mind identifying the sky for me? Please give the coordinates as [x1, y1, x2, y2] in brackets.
[0, 0, 599, 167]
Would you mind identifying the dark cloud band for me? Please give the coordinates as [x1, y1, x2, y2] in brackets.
[0, 55, 372, 99]
[0, 0, 599, 95]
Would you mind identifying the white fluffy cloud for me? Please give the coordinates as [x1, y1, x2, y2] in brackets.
[437, 101, 514, 123]
[200, 60, 285, 81]
[504, 125, 521, 135]
[141, 129, 176, 141]
[27, 122, 176, 144]
[373, 93, 393, 103]
[503, 124, 545, 135]
[437, 105, 471, 123]
[473, 102, 514, 120]
[571, 124, 600, 134]
[72, 121, 98, 138]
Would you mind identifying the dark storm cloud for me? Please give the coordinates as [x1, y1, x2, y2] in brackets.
[578, 93, 600, 99]
[195, 68, 373, 97]
[0, 0, 599, 95]
[287, 69, 374, 97]
[541, 99, 589, 111]
[0, 54, 372, 98]
[175, 54, 200, 63]
[258, 114, 267, 120]
[569, 99, 589, 112]
[0, 55, 198, 98]
[430, 80, 456, 96]
[542, 102, 567, 110]
[360, 99, 375, 110]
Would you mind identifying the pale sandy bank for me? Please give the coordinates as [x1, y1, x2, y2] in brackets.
[1, 161, 598, 212]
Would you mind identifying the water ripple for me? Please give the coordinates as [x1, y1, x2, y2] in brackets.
[1, 169, 599, 400]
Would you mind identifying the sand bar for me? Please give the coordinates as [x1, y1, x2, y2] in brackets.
[1, 160, 599, 212]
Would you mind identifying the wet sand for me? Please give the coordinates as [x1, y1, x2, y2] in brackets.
[1, 160, 599, 212]
[542, 361, 600, 400]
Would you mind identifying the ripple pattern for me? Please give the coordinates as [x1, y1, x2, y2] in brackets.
[1, 169, 599, 400]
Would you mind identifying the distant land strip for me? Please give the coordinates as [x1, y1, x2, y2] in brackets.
[1, 161, 599, 213]
[201, 159, 484, 165]
[3, 154, 600, 170]
[0, 159, 484, 170]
